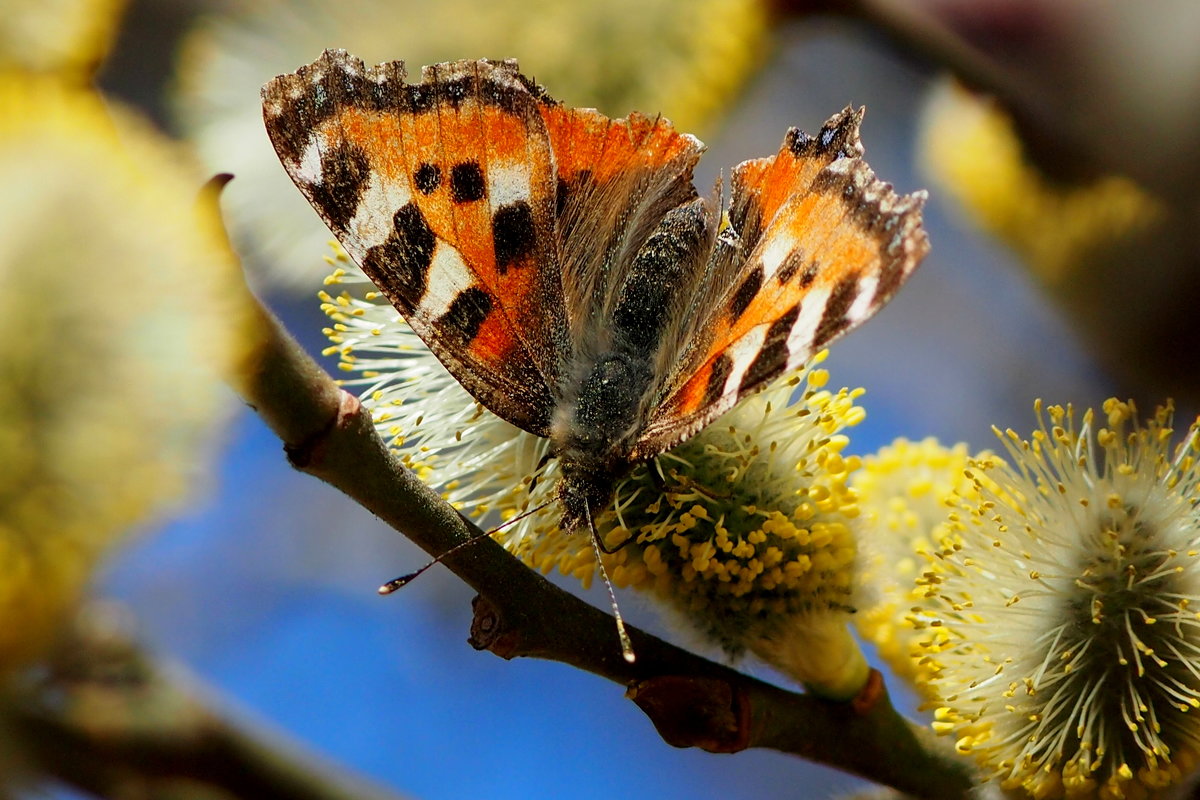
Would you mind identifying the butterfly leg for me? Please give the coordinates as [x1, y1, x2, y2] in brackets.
[651, 458, 731, 503]
[649, 457, 669, 492]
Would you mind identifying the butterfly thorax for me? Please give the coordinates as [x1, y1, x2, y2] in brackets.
[550, 199, 717, 532]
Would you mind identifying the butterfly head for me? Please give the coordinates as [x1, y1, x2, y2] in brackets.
[553, 464, 611, 534]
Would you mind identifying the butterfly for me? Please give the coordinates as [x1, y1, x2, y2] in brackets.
[263, 49, 929, 537]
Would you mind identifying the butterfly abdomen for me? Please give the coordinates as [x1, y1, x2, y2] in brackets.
[610, 199, 711, 353]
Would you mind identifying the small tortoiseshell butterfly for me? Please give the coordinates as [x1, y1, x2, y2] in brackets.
[263, 50, 929, 536]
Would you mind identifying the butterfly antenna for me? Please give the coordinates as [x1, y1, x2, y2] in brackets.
[585, 499, 636, 664]
[378, 501, 552, 594]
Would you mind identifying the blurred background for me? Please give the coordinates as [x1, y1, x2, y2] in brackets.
[8, 0, 1199, 797]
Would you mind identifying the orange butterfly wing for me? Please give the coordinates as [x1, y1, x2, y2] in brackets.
[263, 51, 567, 435]
[635, 109, 929, 457]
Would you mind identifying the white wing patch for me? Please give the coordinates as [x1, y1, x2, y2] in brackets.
[847, 273, 879, 321]
[420, 243, 476, 319]
[787, 285, 832, 351]
[294, 134, 326, 185]
[758, 234, 793, 281]
[350, 173, 413, 251]
[717, 325, 769, 399]
[487, 161, 533, 209]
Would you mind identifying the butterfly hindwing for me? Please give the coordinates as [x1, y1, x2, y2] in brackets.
[537, 103, 709, 344]
[633, 108, 929, 457]
[263, 50, 567, 435]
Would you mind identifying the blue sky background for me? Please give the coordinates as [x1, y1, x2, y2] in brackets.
[85, 12, 1113, 800]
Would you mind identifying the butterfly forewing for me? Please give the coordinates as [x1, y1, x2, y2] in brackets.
[633, 109, 929, 458]
[263, 50, 566, 436]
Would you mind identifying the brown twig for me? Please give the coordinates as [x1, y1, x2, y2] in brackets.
[221, 193, 974, 797]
